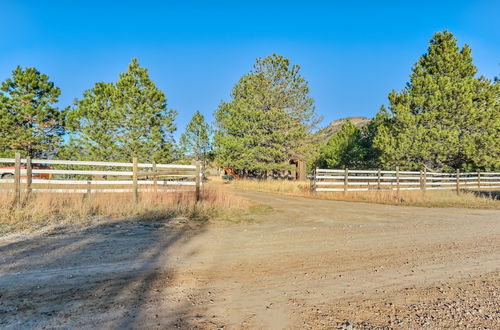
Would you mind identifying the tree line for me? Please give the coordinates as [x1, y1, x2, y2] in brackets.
[0, 31, 498, 173]
[0, 58, 211, 165]
[315, 31, 499, 172]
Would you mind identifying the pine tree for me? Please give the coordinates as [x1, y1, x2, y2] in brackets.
[214, 54, 318, 175]
[179, 110, 212, 162]
[0, 66, 67, 158]
[315, 120, 380, 169]
[374, 31, 500, 171]
[67, 58, 177, 162]
[65, 82, 118, 160]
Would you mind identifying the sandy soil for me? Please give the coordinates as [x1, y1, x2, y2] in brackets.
[0, 190, 499, 329]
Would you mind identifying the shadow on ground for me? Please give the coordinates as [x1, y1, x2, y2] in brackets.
[470, 190, 500, 200]
[0, 217, 210, 328]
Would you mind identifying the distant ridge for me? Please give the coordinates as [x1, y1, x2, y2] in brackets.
[315, 116, 371, 143]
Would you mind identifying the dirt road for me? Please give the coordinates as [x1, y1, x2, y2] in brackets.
[1, 190, 499, 328]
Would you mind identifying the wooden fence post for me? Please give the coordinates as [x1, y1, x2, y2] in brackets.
[26, 156, 32, 197]
[152, 161, 157, 193]
[396, 166, 400, 195]
[132, 157, 138, 203]
[311, 168, 317, 193]
[297, 160, 306, 181]
[456, 169, 460, 195]
[423, 168, 427, 193]
[419, 170, 423, 191]
[477, 171, 481, 189]
[344, 168, 348, 193]
[377, 169, 381, 190]
[195, 161, 201, 201]
[13, 153, 21, 207]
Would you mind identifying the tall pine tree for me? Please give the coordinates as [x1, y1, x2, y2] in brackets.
[0, 66, 67, 158]
[214, 54, 318, 174]
[67, 58, 177, 162]
[374, 31, 499, 171]
[179, 111, 212, 162]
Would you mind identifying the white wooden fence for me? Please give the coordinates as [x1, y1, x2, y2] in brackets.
[313, 167, 500, 192]
[0, 153, 202, 205]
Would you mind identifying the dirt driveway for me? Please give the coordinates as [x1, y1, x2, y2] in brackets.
[1, 190, 499, 328]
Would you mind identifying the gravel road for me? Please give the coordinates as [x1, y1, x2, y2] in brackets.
[1, 190, 499, 328]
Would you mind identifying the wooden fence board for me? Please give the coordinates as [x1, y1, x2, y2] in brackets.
[314, 168, 500, 193]
[0, 157, 201, 199]
[0, 158, 197, 169]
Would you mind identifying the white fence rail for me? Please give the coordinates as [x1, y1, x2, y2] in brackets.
[1, 153, 202, 205]
[313, 167, 500, 192]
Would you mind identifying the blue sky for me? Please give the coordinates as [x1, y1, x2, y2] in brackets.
[1, 1, 499, 139]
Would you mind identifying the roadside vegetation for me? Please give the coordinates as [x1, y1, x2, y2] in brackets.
[0, 29, 498, 231]
[0, 188, 251, 236]
[218, 178, 500, 210]
[1, 30, 497, 173]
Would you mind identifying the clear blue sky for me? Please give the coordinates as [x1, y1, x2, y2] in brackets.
[1, 1, 499, 139]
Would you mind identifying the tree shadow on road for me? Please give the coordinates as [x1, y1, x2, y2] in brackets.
[0, 216, 214, 328]
[469, 190, 500, 200]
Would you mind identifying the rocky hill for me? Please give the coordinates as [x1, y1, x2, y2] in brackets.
[315, 116, 371, 143]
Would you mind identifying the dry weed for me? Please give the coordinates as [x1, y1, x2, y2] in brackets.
[0, 187, 250, 236]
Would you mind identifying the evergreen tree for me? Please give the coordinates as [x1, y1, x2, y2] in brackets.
[0, 66, 67, 158]
[179, 110, 212, 162]
[315, 120, 380, 169]
[374, 31, 499, 171]
[67, 58, 177, 162]
[214, 54, 318, 174]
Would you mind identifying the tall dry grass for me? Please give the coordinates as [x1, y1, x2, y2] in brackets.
[220, 178, 500, 209]
[0, 187, 250, 236]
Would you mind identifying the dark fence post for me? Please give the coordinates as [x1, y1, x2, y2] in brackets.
[419, 170, 423, 191]
[152, 161, 157, 193]
[344, 168, 348, 193]
[132, 157, 138, 203]
[377, 169, 381, 190]
[26, 156, 32, 197]
[456, 169, 460, 195]
[423, 168, 427, 193]
[14, 152, 21, 207]
[195, 161, 201, 201]
[311, 168, 317, 193]
[396, 166, 400, 196]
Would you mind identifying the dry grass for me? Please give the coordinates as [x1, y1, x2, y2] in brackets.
[216, 178, 500, 209]
[223, 178, 311, 195]
[0, 187, 251, 236]
[2, 178, 497, 236]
